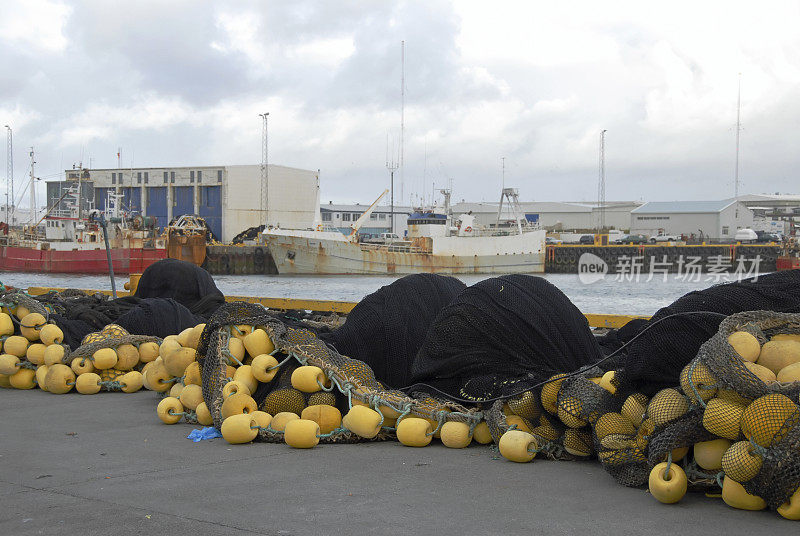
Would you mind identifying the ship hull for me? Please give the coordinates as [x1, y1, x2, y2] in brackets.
[264, 232, 546, 275]
[0, 246, 167, 274]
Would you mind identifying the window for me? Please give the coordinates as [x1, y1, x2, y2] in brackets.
[197, 170, 202, 183]
[137, 172, 142, 184]
[170, 171, 175, 184]
[163, 171, 168, 184]
[144, 172, 149, 184]
[636, 216, 670, 221]
[217, 170, 222, 183]
[321, 212, 332, 221]
[378, 213, 386, 220]
[190, 171, 195, 183]
[370, 213, 377, 219]
[342, 213, 351, 221]
[722, 226, 729, 236]
[352, 212, 361, 219]
[112, 173, 117, 185]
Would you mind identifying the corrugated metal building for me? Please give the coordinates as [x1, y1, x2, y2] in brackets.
[51, 164, 318, 243]
[630, 200, 754, 241]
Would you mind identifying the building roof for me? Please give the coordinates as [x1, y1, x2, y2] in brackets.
[631, 200, 737, 214]
[452, 201, 592, 214]
[321, 203, 412, 213]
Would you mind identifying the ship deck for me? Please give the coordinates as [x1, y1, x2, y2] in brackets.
[1, 388, 795, 535]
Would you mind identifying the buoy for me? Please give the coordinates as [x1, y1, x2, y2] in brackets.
[0, 354, 20, 375]
[396, 417, 433, 447]
[169, 383, 184, 398]
[307, 391, 337, 407]
[43, 344, 67, 366]
[76, 372, 102, 394]
[227, 337, 246, 364]
[744, 361, 777, 384]
[721, 441, 763, 482]
[115, 344, 140, 370]
[250, 354, 280, 383]
[505, 415, 533, 434]
[4, 336, 29, 358]
[221, 413, 258, 444]
[157, 397, 185, 424]
[621, 393, 649, 427]
[777, 486, 800, 521]
[220, 392, 257, 420]
[595, 412, 636, 439]
[176, 327, 195, 348]
[44, 364, 75, 394]
[183, 361, 202, 386]
[741, 393, 799, 447]
[772, 333, 800, 342]
[158, 339, 182, 362]
[648, 388, 690, 427]
[233, 365, 259, 395]
[472, 421, 493, 444]
[39, 324, 64, 346]
[144, 360, 174, 392]
[196, 402, 214, 426]
[284, 419, 320, 448]
[291, 365, 330, 393]
[498, 430, 538, 462]
[232, 324, 253, 340]
[71, 357, 95, 375]
[506, 390, 541, 421]
[120, 371, 143, 393]
[187, 323, 205, 350]
[9, 367, 36, 389]
[757, 340, 800, 375]
[557, 395, 587, 428]
[19, 313, 46, 341]
[35, 365, 49, 391]
[721, 477, 766, 510]
[0, 312, 13, 336]
[679, 362, 717, 403]
[262, 388, 306, 416]
[342, 405, 383, 439]
[26, 343, 47, 366]
[179, 384, 204, 410]
[540, 374, 566, 414]
[250, 410, 272, 430]
[702, 397, 745, 440]
[271, 412, 300, 431]
[727, 331, 761, 362]
[0, 374, 10, 388]
[92, 348, 118, 370]
[598, 370, 617, 394]
[222, 380, 249, 398]
[243, 328, 275, 358]
[693, 438, 731, 471]
[717, 388, 751, 407]
[163, 347, 196, 377]
[440, 421, 472, 448]
[138, 341, 160, 363]
[563, 428, 594, 457]
[648, 462, 687, 504]
[301, 404, 342, 434]
[778, 362, 800, 383]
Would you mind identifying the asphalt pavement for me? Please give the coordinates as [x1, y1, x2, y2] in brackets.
[0, 388, 796, 535]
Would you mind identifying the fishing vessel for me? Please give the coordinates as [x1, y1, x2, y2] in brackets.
[263, 188, 546, 275]
[0, 185, 166, 274]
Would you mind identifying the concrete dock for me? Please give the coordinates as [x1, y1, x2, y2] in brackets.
[1, 388, 796, 535]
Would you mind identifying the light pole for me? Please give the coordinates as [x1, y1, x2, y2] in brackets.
[5, 125, 12, 226]
[259, 112, 269, 226]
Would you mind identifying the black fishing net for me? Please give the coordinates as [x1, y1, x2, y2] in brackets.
[134, 258, 225, 317]
[320, 274, 466, 389]
[410, 274, 605, 402]
[615, 269, 800, 396]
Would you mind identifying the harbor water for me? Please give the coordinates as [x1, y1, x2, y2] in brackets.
[0, 271, 752, 316]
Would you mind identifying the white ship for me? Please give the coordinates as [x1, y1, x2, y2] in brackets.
[263, 188, 545, 275]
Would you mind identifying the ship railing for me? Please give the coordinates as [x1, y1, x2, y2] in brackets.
[358, 242, 432, 254]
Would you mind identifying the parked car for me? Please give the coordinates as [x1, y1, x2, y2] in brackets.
[578, 235, 595, 245]
[614, 234, 648, 244]
[649, 233, 681, 243]
[734, 228, 758, 243]
[755, 230, 781, 243]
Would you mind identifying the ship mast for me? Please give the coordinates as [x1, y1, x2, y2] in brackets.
[734, 73, 742, 217]
[29, 147, 36, 227]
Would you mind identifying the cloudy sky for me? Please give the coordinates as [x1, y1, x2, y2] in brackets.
[1, 0, 798, 209]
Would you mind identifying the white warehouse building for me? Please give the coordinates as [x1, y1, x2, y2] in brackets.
[630, 200, 754, 242]
[57, 164, 319, 243]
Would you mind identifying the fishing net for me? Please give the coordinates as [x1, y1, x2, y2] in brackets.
[135, 258, 225, 317]
[614, 269, 800, 396]
[320, 273, 466, 389]
[198, 302, 482, 444]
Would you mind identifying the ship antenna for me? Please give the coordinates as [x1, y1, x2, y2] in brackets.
[400, 40, 405, 207]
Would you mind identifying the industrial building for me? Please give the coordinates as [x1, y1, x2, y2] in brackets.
[630, 200, 754, 242]
[49, 164, 319, 242]
[320, 202, 413, 237]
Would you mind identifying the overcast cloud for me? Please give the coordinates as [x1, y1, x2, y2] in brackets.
[1, 0, 798, 208]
